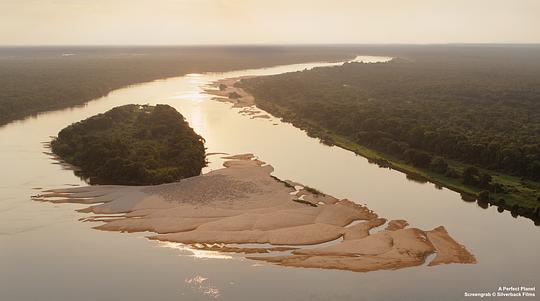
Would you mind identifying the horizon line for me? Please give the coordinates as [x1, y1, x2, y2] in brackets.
[1, 42, 540, 48]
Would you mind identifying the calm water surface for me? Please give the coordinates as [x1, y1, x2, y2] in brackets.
[1, 57, 538, 301]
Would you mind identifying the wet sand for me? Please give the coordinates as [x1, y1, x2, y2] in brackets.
[205, 77, 255, 108]
[205, 77, 272, 119]
[36, 154, 475, 272]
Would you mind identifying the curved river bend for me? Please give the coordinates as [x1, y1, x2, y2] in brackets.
[1, 56, 537, 301]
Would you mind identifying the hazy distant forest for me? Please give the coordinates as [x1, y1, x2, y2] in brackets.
[0, 46, 358, 125]
[241, 45, 540, 218]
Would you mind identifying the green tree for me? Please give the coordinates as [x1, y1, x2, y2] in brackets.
[462, 166, 480, 185]
[430, 156, 448, 173]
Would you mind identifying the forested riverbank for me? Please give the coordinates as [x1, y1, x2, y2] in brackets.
[0, 46, 358, 126]
[240, 46, 540, 222]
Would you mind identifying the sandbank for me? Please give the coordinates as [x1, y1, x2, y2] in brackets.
[204, 77, 255, 108]
[36, 154, 475, 272]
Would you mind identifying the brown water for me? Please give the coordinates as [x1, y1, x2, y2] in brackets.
[0, 56, 538, 301]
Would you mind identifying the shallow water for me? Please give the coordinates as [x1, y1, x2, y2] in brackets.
[0, 56, 538, 301]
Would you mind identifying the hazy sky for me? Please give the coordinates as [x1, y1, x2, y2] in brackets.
[1, 0, 539, 45]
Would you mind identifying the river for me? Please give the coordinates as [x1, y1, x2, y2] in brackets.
[0, 56, 537, 301]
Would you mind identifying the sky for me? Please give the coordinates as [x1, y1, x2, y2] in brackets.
[0, 0, 539, 45]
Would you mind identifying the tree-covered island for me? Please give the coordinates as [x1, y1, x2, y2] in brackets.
[51, 104, 206, 185]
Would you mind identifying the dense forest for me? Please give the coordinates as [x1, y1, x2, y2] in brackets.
[51, 104, 206, 185]
[240, 45, 540, 220]
[0, 46, 358, 126]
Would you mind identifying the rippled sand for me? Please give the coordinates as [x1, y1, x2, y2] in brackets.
[35, 154, 475, 272]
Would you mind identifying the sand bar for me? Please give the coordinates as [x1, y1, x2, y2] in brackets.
[204, 77, 255, 108]
[36, 154, 475, 272]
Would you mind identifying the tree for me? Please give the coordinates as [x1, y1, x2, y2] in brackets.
[445, 168, 460, 178]
[478, 190, 490, 202]
[404, 149, 432, 167]
[462, 166, 480, 185]
[479, 173, 493, 188]
[430, 156, 448, 173]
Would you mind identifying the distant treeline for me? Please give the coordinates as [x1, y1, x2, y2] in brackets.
[0, 46, 358, 126]
[51, 104, 206, 185]
[240, 46, 540, 217]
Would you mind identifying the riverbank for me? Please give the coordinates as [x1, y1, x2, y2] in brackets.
[207, 77, 540, 225]
[0, 46, 359, 126]
[35, 154, 475, 272]
[326, 132, 540, 223]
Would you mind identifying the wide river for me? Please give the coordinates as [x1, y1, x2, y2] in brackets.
[1, 57, 538, 301]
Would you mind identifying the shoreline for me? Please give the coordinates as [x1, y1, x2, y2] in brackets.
[35, 154, 475, 273]
[287, 120, 540, 224]
[207, 77, 540, 225]
[0, 49, 359, 127]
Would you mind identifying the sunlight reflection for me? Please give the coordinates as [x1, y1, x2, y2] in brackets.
[349, 55, 393, 63]
[169, 91, 206, 101]
[186, 73, 208, 85]
[158, 242, 233, 259]
[185, 275, 221, 299]
[185, 102, 206, 138]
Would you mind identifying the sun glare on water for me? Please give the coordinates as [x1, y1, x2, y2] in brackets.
[158, 241, 233, 260]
